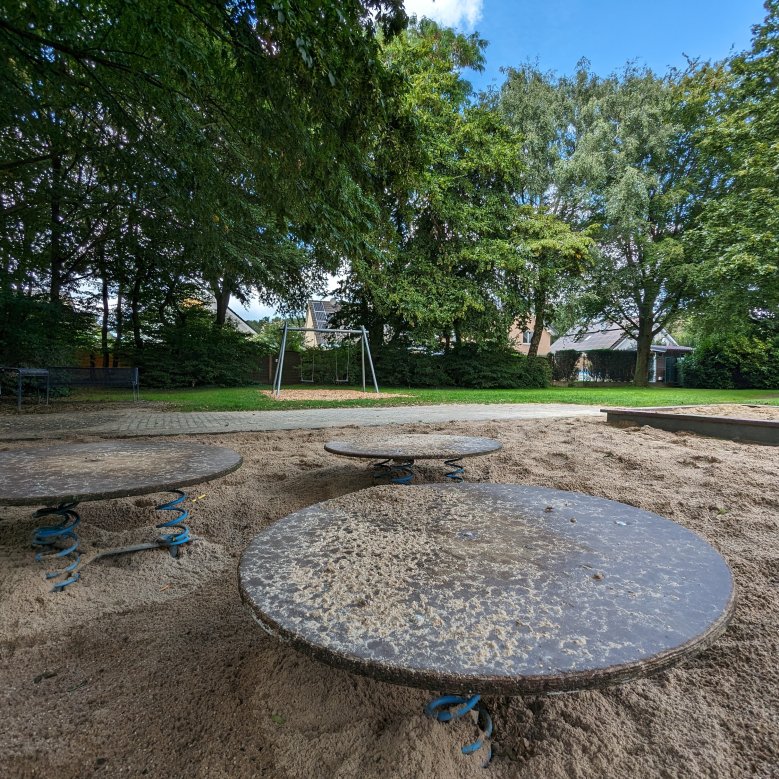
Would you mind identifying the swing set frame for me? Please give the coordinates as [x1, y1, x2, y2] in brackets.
[272, 322, 380, 398]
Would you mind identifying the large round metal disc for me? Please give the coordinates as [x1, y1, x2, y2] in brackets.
[240, 484, 735, 696]
[0, 441, 243, 505]
[324, 434, 502, 461]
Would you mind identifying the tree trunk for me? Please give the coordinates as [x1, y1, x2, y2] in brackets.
[527, 287, 547, 358]
[368, 321, 383, 353]
[49, 153, 63, 303]
[100, 270, 110, 368]
[113, 284, 123, 367]
[633, 315, 654, 387]
[215, 287, 230, 326]
[130, 272, 144, 349]
[452, 321, 463, 350]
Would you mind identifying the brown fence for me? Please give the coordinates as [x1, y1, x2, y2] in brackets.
[250, 352, 301, 385]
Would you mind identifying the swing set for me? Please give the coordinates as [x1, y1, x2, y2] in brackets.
[299, 344, 351, 384]
[272, 322, 380, 398]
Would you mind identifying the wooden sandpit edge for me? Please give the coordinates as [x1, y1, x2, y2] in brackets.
[602, 406, 779, 446]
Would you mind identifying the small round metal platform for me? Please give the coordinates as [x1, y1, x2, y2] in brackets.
[0, 441, 243, 506]
[324, 434, 502, 463]
[240, 484, 735, 696]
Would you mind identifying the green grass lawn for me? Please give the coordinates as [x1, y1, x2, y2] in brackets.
[66, 384, 779, 412]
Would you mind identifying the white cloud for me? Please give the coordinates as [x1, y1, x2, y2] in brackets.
[404, 0, 484, 29]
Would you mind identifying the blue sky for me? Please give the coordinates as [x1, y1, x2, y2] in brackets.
[405, 0, 766, 91]
[235, 0, 767, 322]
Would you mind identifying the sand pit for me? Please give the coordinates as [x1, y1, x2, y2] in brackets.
[1, 417, 777, 778]
[260, 389, 412, 401]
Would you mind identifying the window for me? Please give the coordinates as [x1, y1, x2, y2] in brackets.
[523, 330, 533, 344]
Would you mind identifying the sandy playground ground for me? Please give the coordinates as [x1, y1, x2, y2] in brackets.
[0, 415, 777, 778]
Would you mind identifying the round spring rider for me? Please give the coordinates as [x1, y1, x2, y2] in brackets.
[425, 693, 494, 765]
[32, 503, 82, 591]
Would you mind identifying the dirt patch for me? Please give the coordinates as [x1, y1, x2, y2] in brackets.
[0, 417, 777, 778]
[261, 389, 412, 401]
[665, 403, 779, 421]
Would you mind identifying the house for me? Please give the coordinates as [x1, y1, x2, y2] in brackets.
[508, 317, 553, 356]
[200, 297, 257, 335]
[548, 322, 692, 383]
[303, 299, 342, 348]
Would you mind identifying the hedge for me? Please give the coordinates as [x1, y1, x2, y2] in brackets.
[680, 335, 779, 389]
[130, 309, 265, 387]
[372, 343, 550, 389]
[585, 349, 636, 383]
[548, 349, 580, 382]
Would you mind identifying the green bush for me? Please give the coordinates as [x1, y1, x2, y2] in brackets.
[443, 344, 550, 388]
[374, 345, 448, 387]
[548, 349, 580, 382]
[586, 349, 636, 383]
[680, 335, 779, 389]
[131, 308, 264, 387]
[374, 343, 550, 389]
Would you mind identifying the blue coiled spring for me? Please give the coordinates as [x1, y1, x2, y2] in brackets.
[444, 458, 465, 482]
[155, 490, 191, 557]
[372, 459, 415, 485]
[32, 503, 82, 591]
[425, 693, 493, 765]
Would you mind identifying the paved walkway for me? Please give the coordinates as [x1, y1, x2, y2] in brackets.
[0, 403, 602, 441]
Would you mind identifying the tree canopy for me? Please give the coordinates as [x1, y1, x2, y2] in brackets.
[1, 0, 407, 361]
[2, 2, 777, 389]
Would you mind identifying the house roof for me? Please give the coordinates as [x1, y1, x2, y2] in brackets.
[548, 323, 691, 354]
[548, 324, 627, 354]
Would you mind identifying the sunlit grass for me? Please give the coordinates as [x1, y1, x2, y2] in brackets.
[63, 384, 779, 412]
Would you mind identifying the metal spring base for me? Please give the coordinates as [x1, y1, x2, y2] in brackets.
[425, 693, 493, 765]
[444, 458, 465, 482]
[32, 503, 82, 591]
[154, 490, 191, 557]
[372, 459, 415, 485]
[87, 490, 192, 564]
[31, 491, 194, 588]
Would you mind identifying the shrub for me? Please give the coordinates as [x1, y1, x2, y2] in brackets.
[374, 343, 551, 389]
[131, 308, 264, 387]
[548, 349, 580, 382]
[374, 345, 448, 387]
[680, 335, 779, 389]
[443, 344, 550, 388]
[0, 290, 96, 367]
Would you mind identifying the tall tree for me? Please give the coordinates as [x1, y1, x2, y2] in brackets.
[505, 208, 594, 356]
[574, 65, 715, 385]
[688, 0, 779, 336]
[338, 20, 522, 350]
[499, 64, 600, 353]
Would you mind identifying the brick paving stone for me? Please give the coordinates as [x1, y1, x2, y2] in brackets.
[0, 403, 602, 441]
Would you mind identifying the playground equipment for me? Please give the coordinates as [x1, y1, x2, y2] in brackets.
[299, 342, 352, 385]
[273, 322, 379, 397]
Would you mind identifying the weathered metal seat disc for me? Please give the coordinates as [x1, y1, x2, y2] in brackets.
[324, 434, 502, 461]
[0, 441, 243, 505]
[240, 484, 734, 696]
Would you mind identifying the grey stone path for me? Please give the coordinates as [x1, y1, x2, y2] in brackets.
[0, 403, 602, 441]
